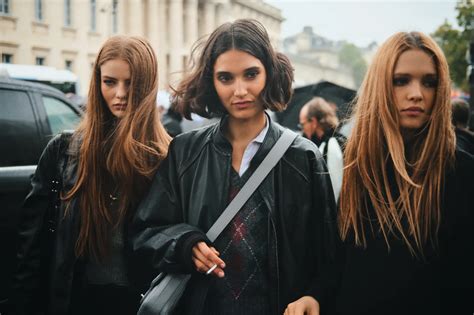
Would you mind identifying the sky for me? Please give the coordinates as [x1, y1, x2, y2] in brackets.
[266, 0, 460, 47]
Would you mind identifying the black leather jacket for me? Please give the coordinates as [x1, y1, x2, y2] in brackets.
[131, 117, 338, 314]
[12, 134, 139, 315]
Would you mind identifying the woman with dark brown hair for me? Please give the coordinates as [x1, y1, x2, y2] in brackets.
[131, 19, 337, 315]
[12, 35, 170, 314]
[292, 32, 474, 315]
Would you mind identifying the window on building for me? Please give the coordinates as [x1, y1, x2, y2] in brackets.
[64, 0, 71, 26]
[90, 0, 96, 31]
[36, 57, 45, 65]
[65, 60, 73, 71]
[112, 0, 118, 33]
[35, 0, 43, 21]
[0, 0, 10, 15]
[2, 53, 13, 63]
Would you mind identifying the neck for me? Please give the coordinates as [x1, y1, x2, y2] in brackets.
[225, 112, 267, 145]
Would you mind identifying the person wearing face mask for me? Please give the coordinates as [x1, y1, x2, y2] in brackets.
[292, 31, 474, 315]
[11, 36, 171, 315]
[130, 19, 338, 315]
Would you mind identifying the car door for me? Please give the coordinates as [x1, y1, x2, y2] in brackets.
[0, 86, 43, 306]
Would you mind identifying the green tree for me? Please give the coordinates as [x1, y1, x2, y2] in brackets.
[338, 43, 367, 88]
[432, 3, 474, 91]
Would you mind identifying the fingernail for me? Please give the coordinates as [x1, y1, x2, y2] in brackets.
[220, 263, 226, 268]
[218, 271, 225, 278]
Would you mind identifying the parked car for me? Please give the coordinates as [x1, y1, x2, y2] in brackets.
[0, 77, 82, 311]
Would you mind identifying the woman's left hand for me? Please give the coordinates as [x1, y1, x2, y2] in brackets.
[284, 296, 320, 315]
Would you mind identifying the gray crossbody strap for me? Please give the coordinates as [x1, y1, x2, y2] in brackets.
[206, 129, 298, 242]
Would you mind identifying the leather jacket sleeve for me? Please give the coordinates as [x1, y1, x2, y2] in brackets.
[305, 152, 340, 309]
[130, 139, 207, 284]
[11, 134, 65, 315]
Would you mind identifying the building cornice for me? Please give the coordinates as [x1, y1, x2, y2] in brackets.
[0, 41, 19, 48]
[233, 0, 284, 21]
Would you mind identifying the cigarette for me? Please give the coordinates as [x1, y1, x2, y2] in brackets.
[206, 264, 218, 275]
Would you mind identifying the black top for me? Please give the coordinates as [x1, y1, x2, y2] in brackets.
[455, 127, 474, 156]
[328, 150, 474, 315]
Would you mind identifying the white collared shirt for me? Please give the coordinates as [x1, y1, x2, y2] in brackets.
[238, 118, 269, 176]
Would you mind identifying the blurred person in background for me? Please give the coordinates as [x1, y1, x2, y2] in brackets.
[12, 36, 170, 315]
[299, 97, 345, 200]
[157, 90, 183, 137]
[451, 98, 474, 155]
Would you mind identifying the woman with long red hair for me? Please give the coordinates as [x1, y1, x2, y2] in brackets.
[289, 31, 474, 315]
[13, 35, 170, 314]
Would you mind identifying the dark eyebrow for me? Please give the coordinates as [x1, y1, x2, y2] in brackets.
[101, 75, 117, 80]
[215, 66, 262, 76]
[215, 71, 231, 76]
[245, 66, 261, 72]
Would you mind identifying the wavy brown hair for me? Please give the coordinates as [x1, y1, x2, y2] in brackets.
[172, 19, 294, 119]
[64, 35, 171, 261]
[339, 32, 455, 256]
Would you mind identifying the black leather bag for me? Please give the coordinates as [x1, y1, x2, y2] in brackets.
[137, 129, 297, 315]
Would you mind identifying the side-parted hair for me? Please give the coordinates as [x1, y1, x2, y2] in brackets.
[339, 32, 455, 256]
[173, 19, 294, 119]
[304, 97, 339, 133]
[64, 35, 171, 261]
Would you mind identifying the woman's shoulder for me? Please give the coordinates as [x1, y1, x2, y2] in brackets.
[171, 123, 215, 147]
[167, 122, 217, 162]
[42, 131, 74, 157]
[272, 124, 326, 170]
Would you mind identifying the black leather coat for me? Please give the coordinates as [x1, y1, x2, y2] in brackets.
[130, 117, 338, 314]
[12, 134, 139, 315]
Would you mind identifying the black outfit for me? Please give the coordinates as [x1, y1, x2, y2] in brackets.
[455, 127, 474, 156]
[161, 108, 183, 137]
[326, 149, 474, 315]
[12, 134, 142, 315]
[130, 116, 338, 314]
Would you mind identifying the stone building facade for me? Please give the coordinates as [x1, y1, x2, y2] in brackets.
[283, 26, 377, 89]
[0, 0, 283, 95]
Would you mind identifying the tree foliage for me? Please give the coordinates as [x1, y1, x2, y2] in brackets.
[338, 43, 367, 88]
[432, 3, 474, 91]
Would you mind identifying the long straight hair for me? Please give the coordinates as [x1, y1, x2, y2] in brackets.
[338, 32, 455, 256]
[64, 36, 171, 261]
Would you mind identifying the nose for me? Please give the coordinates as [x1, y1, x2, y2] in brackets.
[233, 79, 248, 98]
[116, 82, 128, 100]
[407, 81, 423, 102]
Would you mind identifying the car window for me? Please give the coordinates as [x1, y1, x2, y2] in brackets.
[0, 89, 41, 166]
[42, 96, 80, 135]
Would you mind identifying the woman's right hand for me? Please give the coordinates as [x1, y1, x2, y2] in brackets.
[192, 241, 226, 278]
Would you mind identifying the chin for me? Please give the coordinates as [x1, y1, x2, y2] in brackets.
[113, 111, 126, 119]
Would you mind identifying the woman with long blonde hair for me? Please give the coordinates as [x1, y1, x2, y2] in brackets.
[332, 32, 473, 315]
[13, 35, 170, 314]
